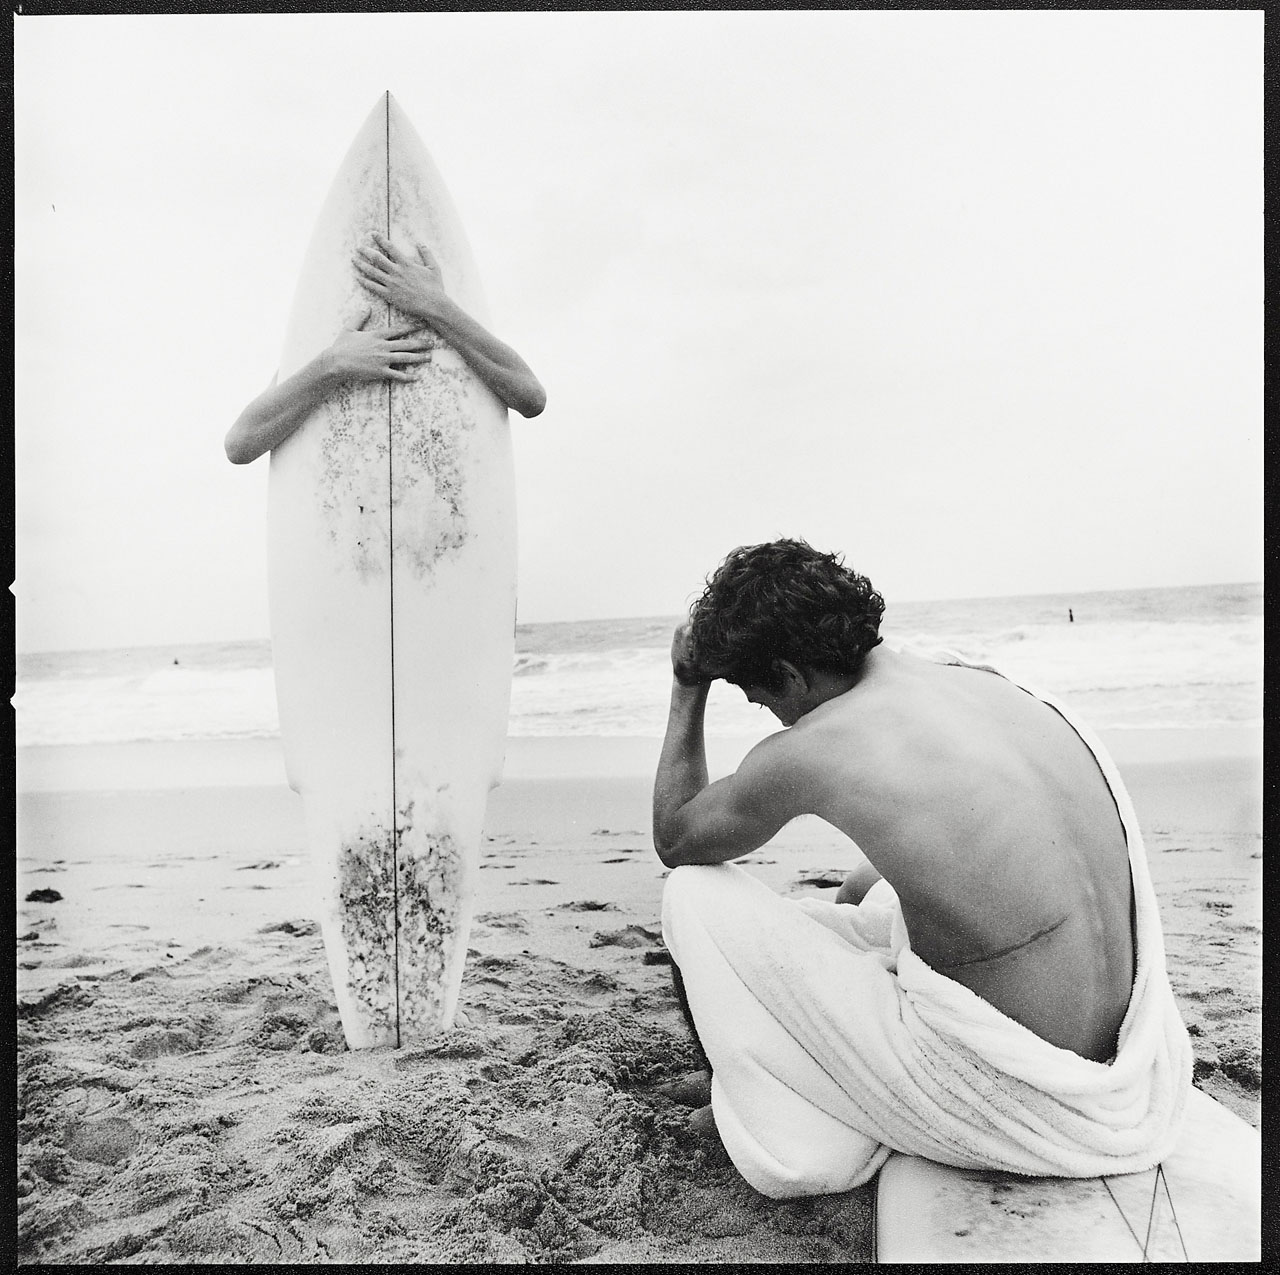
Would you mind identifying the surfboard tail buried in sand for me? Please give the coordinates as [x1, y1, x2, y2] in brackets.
[268, 93, 517, 1049]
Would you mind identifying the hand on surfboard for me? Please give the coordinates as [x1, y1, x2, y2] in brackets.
[225, 309, 434, 463]
[327, 310, 434, 384]
[352, 229, 546, 419]
[353, 232, 449, 324]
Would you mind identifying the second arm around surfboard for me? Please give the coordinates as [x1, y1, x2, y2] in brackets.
[224, 232, 545, 466]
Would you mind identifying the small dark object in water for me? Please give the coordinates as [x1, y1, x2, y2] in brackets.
[25, 888, 63, 903]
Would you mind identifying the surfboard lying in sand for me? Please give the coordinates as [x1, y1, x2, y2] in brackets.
[267, 92, 517, 1048]
[874, 1085, 1259, 1262]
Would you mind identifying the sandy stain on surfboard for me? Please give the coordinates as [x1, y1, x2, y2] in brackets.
[395, 801, 466, 1029]
[391, 352, 479, 578]
[310, 324, 479, 582]
[314, 375, 392, 581]
[335, 801, 468, 1037]
[384, 130, 482, 580]
[303, 134, 484, 584]
[336, 830, 399, 1039]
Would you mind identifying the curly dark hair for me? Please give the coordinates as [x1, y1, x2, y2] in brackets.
[688, 539, 885, 690]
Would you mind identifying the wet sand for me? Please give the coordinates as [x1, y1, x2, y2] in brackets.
[16, 730, 1261, 1263]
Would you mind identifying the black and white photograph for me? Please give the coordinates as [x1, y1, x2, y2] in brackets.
[14, 9, 1261, 1264]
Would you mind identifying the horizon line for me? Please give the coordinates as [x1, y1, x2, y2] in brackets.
[15, 579, 1262, 660]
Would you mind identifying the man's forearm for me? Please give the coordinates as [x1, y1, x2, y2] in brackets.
[225, 356, 343, 465]
[653, 680, 712, 854]
[415, 295, 545, 418]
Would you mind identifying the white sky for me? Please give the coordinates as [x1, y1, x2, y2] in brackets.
[14, 10, 1263, 652]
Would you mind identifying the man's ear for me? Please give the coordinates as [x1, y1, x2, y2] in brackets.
[773, 660, 808, 692]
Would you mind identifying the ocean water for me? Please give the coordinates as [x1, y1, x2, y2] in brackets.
[12, 582, 1262, 748]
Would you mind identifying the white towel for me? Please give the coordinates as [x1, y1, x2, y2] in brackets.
[660, 658, 1193, 1199]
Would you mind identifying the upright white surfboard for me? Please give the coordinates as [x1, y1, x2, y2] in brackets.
[268, 93, 516, 1048]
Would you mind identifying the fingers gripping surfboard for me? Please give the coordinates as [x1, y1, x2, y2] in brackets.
[873, 1086, 1260, 1262]
[268, 94, 516, 1048]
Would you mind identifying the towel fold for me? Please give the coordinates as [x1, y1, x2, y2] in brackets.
[660, 658, 1193, 1199]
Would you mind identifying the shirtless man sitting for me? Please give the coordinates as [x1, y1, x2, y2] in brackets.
[652, 539, 1141, 1149]
[225, 231, 544, 464]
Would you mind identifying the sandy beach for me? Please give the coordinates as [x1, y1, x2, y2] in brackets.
[16, 727, 1261, 1264]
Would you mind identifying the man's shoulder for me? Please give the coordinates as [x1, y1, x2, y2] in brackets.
[721, 729, 827, 824]
[754, 697, 878, 776]
[738, 723, 828, 785]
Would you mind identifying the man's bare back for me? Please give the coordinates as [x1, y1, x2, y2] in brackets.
[653, 541, 1138, 1066]
[755, 647, 1136, 1062]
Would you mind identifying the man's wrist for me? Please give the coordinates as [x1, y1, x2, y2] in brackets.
[318, 342, 357, 385]
[407, 289, 452, 330]
[671, 676, 712, 699]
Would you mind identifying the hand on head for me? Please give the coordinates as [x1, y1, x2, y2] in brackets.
[671, 622, 712, 688]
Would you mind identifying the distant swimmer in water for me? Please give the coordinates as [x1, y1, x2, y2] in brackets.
[224, 232, 544, 465]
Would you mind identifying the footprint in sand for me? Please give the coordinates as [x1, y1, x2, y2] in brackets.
[392, 1029, 488, 1062]
[469, 952, 520, 973]
[475, 912, 528, 931]
[557, 900, 616, 913]
[584, 970, 621, 997]
[18, 982, 93, 1018]
[259, 919, 319, 937]
[255, 1009, 317, 1052]
[64, 1115, 140, 1166]
[129, 1026, 200, 1060]
[49, 953, 103, 970]
[589, 924, 662, 950]
[129, 965, 174, 983]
